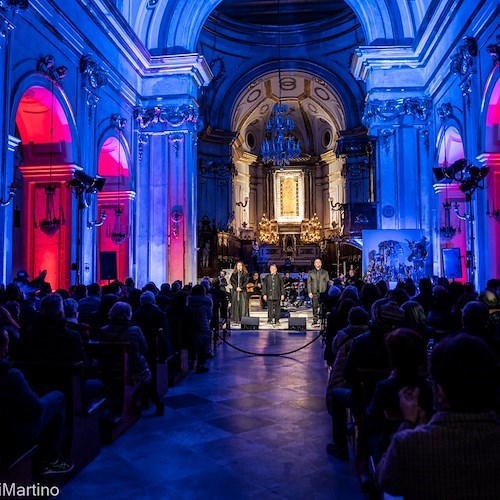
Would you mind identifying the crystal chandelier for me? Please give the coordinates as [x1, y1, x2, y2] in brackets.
[260, 0, 300, 170]
[35, 81, 65, 237]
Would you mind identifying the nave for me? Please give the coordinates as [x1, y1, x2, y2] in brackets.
[59, 330, 363, 499]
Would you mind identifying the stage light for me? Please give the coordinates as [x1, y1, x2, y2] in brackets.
[73, 171, 106, 192]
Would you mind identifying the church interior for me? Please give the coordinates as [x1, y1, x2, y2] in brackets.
[0, 0, 499, 498]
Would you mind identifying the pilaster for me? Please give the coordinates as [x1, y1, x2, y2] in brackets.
[134, 102, 202, 286]
[362, 96, 433, 232]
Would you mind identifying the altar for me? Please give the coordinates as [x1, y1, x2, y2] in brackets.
[255, 244, 320, 270]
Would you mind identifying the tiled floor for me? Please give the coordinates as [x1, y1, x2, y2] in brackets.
[60, 329, 365, 499]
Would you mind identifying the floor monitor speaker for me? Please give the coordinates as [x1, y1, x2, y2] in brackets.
[240, 316, 259, 330]
[288, 317, 307, 331]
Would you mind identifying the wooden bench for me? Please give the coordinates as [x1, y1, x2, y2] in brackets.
[141, 327, 173, 396]
[13, 360, 106, 473]
[84, 341, 142, 443]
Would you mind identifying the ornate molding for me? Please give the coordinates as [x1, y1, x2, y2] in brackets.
[0, 0, 28, 14]
[450, 36, 478, 109]
[487, 36, 500, 66]
[419, 127, 429, 152]
[110, 113, 127, 132]
[379, 128, 394, 155]
[37, 55, 67, 86]
[362, 97, 432, 125]
[80, 53, 108, 110]
[450, 36, 478, 76]
[436, 102, 453, 122]
[198, 159, 236, 178]
[134, 104, 200, 132]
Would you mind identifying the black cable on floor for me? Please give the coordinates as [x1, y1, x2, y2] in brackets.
[215, 331, 323, 357]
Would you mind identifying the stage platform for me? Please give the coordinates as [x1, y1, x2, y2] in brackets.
[230, 305, 322, 331]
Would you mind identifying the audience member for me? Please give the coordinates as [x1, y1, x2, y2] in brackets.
[77, 283, 101, 325]
[377, 334, 500, 499]
[99, 302, 164, 416]
[185, 285, 213, 373]
[365, 328, 432, 461]
[0, 329, 73, 475]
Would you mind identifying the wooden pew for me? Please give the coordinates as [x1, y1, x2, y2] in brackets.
[13, 360, 105, 474]
[84, 341, 142, 443]
[141, 327, 173, 396]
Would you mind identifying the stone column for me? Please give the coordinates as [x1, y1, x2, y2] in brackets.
[132, 54, 212, 286]
[134, 105, 202, 286]
[362, 96, 433, 231]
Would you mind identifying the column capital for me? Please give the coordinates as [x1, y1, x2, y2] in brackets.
[362, 96, 432, 127]
[134, 104, 202, 135]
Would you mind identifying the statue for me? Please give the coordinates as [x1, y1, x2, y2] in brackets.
[201, 241, 210, 268]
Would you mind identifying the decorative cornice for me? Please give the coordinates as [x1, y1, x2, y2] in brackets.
[351, 45, 421, 82]
[134, 104, 200, 133]
[362, 97, 432, 126]
[147, 54, 213, 87]
[37, 55, 67, 86]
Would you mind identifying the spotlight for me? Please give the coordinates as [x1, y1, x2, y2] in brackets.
[70, 171, 106, 192]
[433, 158, 470, 183]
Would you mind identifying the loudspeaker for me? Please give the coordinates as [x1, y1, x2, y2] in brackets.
[288, 317, 307, 331]
[240, 316, 259, 330]
[100, 251, 117, 281]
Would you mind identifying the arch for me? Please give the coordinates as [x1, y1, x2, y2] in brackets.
[222, 62, 362, 134]
[10, 74, 80, 165]
[436, 125, 465, 166]
[96, 133, 133, 283]
[435, 125, 467, 282]
[10, 76, 79, 290]
[141, 0, 408, 54]
[97, 136, 130, 180]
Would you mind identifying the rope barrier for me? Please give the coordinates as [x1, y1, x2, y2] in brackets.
[215, 330, 323, 357]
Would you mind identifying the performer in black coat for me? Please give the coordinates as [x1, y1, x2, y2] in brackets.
[262, 263, 285, 325]
[230, 261, 249, 324]
[307, 258, 329, 325]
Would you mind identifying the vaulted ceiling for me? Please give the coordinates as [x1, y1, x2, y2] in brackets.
[212, 0, 354, 26]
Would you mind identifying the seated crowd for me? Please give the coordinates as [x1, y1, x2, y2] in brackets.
[1, 269, 499, 498]
[0, 272, 228, 478]
[323, 276, 500, 497]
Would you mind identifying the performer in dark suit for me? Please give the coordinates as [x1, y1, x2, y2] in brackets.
[307, 258, 329, 325]
[229, 261, 249, 324]
[262, 263, 285, 325]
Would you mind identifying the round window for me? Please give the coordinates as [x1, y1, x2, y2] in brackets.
[246, 131, 256, 150]
[322, 130, 332, 148]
